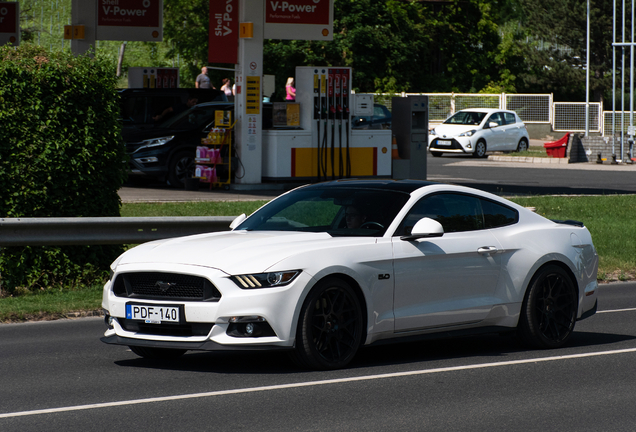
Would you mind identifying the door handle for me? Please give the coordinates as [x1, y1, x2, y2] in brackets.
[477, 246, 499, 256]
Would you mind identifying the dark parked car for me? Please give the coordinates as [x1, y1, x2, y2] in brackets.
[119, 88, 227, 131]
[351, 103, 392, 129]
[124, 101, 272, 188]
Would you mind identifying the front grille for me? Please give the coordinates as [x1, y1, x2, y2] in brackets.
[113, 272, 221, 302]
[119, 319, 214, 337]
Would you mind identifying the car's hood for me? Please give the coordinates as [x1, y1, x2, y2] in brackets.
[116, 230, 373, 275]
[433, 123, 480, 138]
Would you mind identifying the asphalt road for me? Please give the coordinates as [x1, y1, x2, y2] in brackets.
[426, 154, 636, 196]
[1, 282, 636, 431]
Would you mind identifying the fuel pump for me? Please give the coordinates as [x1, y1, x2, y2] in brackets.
[263, 67, 390, 181]
[335, 69, 343, 177]
[320, 69, 328, 180]
[314, 73, 321, 180]
[328, 69, 336, 179]
[341, 69, 351, 177]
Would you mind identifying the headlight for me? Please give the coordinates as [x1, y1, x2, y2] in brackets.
[135, 136, 175, 152]
[459, 130, 476, 137]
[429, 128, 437, 136]
[231, 270, 301, 289]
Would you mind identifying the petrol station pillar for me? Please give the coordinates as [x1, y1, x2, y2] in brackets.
[234, 0, 263, 184]
[70, 0, 96, 56]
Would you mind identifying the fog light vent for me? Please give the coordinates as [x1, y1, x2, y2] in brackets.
[227, 316, 276, 338]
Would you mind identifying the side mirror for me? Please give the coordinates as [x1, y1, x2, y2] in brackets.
[488, 121, 498, 128]
[229, 213, 247, 230]
[400, 217, 444, 241]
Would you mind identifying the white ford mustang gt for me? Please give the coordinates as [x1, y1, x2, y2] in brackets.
[101, 180, 598, 370]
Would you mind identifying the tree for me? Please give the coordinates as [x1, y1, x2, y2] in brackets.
[264, 0, 505, 96]
[517, 0, 613, 105]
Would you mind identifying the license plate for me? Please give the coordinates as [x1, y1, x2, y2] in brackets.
[126, 304, 180, 324]
[437, 140, 451, 146]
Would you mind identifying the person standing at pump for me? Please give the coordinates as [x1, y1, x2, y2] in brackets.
[196, 66, 212, 89]
[221, 78, 233, 100]
[285, 77, 296, 101]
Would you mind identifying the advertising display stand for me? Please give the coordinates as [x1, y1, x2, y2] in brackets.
[195, 111, 235, 190]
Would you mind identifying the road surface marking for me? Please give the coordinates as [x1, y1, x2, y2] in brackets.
[2, 347, 636, 419]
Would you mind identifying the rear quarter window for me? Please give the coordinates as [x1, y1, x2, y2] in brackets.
[481, 199, 518, 228]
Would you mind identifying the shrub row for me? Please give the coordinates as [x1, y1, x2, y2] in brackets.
[0, 45, 127, 294]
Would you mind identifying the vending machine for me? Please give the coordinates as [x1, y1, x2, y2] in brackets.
[261, 66, 391, 181]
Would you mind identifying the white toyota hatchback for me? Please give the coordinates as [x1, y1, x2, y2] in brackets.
[101, 180, 598, 370]
[428, 108, 530, 158]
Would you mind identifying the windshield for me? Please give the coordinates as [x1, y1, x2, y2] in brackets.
[159, 104, 222, 129]
[444, 111, 486, 126]
[235, 186, 410, 237]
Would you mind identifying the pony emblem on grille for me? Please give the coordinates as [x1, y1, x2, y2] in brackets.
[155, 281, 177, 292]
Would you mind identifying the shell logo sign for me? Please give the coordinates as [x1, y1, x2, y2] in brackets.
[266, 0, 329, 24]
[208, 0, 239, 64]
[264, 0, 333, 40]
[96, 0, 163, 42]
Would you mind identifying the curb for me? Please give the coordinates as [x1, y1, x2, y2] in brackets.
[488, 155, 570, 164]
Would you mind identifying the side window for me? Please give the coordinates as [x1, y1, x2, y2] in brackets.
[481, 199, 518, 228]
[121, 97, 147, 123]
[503, 112, 517, 125]
[396, 193, 484, 235]
[374, 105, 388, 119]
[488, 113, 504, 127]
[150, 96, 181, 121]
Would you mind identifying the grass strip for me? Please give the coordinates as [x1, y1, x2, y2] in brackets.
[0, 284, 104, 322]
[510, 195, 636, 281]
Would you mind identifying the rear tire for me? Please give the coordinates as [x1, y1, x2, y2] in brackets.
[290, 277, 363, 370]
[518, 265, 577, 349]
[129, 346, 187, 360]
[517, 138, 529, 152]
[473, 140, 487, 158]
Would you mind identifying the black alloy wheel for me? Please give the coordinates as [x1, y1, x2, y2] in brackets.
[473, 140, 487, 158]
[292, 278, 364, 370]
[168, 150, 195, 188]
[517, 138, 529, 152]
[518, 265, 578, 349]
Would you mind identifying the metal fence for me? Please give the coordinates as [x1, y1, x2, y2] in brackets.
[506, 94, 552, 123]
[601, 111, 636, 136]
[553, 102, 602, 133]
[368, 92, 552, 124]
[0, 216, 236, 247]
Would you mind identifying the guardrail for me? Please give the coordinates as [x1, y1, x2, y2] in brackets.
[0, 217, 237, 247]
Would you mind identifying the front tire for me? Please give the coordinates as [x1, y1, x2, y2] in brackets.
[473, 140, 487, 158]
[129, 346, 187, 360]
[291, 277, 363, 370]
[168, 150, 195, 188]
[431, 151, 443, 157]
[518, 265, 577, 349]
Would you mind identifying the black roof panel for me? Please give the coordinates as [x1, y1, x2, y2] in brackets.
[301, 179, 439, 194]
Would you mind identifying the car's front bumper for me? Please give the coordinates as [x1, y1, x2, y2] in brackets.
[102, 263, 313, 350]
[428, 136, 473, 153]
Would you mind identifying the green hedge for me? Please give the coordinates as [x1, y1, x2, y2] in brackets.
[0, 45, 127, 295]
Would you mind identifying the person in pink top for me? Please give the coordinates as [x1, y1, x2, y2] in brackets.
[285, 77, 296, 101]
